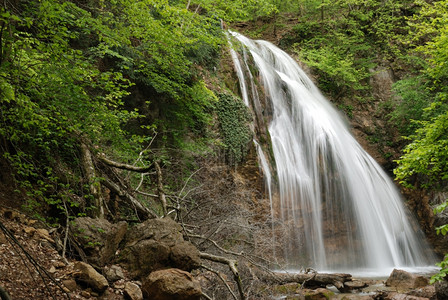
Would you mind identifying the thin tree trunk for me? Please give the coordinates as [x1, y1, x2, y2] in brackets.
[154, 161, 168, 217]
[80, 143, 104, 218]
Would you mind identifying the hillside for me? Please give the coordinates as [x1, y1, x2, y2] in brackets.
[1, 0, 448, 299]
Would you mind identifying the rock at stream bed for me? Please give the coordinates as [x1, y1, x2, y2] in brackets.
[386, 269, 429, 290]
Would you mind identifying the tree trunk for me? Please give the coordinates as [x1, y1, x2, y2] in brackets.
[80, 143, 104, 218]
[154, 161, 168, 217]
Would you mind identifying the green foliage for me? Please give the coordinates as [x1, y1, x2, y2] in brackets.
[394, 0, 448, 191]
[192, 0, 278, 22]
[390, 0, 448, 283]
[297, 44, 370, 98]
[395, 110, 448, 189]
[431, 202, 448, 283]
[389, 76, 433, 136]
[0, 0, 229, 221]
[215, 93, 252, 164]
[280, 0, 421, 101]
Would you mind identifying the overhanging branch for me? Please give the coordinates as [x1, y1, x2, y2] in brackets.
[97, 154, 154, 173]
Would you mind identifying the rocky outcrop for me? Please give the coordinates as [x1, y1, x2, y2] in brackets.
[71, 217, 127, 267]
[119, 218, 201, 278]
[386, 269, 430, 290]
[142, 268, 202, 300]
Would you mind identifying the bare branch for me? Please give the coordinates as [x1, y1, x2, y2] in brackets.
[98, 154, 154, 173]
[201, 264, 238, 300]
[200, 252, 245, 300]
[101, 175, 158, 219]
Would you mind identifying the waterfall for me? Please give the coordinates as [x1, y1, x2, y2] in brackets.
[229, 31, 436, 275]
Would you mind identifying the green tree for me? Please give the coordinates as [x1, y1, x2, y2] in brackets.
[394, 0, 448, 283]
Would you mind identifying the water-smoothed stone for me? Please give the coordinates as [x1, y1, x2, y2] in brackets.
[142, 268, 201, 300]
[336, 295, 374, 300]
[407, 285, 436, 299]
[302, 288, 335, 300]
[343, 280, 368, 291]
[382, 292, 430, 300]
[385, 269, 429, 290]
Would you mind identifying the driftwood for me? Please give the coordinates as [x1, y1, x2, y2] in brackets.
[266, 271, 352, 292]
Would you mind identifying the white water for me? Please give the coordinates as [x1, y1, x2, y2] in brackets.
[229, 31, 436, 275]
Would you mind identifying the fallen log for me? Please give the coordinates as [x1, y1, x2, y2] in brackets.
[264, 271, 352, 292]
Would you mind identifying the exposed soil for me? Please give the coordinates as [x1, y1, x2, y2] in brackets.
[0, 207, 128, 300]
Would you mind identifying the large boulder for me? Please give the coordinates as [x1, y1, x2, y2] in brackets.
[119, 218, 201, 278]
[71, 217, 127, 267]
[385, 269, 429, 290]
[142, 268, 201, 300]
[74, 262, 109, 293]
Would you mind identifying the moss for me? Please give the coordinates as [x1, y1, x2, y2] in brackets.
[215, 93, 253, 165]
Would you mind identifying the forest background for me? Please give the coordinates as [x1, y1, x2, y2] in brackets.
[1, 0, 448, 285]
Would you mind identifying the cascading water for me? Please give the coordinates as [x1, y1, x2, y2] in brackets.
[229, 31, 436, 275]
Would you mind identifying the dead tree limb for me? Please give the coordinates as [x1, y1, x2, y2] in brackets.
[200, 252, 245, 300]
[264, 271, 352, 291]
[201, 264, 238, 300]
[101, 176, 158, 219]
[97, 154, 153, 173]
[154, 161, 168, 217]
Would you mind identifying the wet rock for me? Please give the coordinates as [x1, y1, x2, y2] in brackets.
[435, 280, 448, 300]
[382, 291, 430, 300]
[302, 288, 335, 299]
[124, 282, 143, 300]
[344, 280, 368, 291]
[142, 268, 201, 300]
[71, 217, 127, 267]
[74, 261, 109, 293]
[338, 295, 373, 299]
[120, 218, 200, 278]
[104, 265, 125, 282]
[385, 269, 429, 290]
[407, 285, 436, 300]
